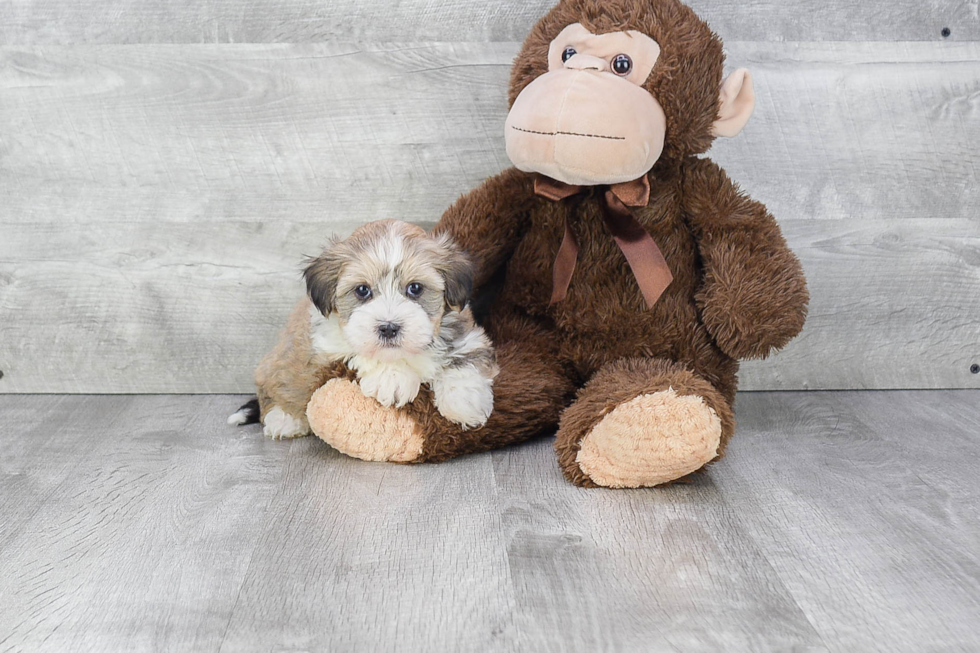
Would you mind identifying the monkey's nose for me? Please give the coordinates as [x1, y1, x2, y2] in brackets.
[378, 322, 401, 340]
[563, 54, 610, 73]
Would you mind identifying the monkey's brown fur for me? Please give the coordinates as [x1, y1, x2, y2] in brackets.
[308, 0, 808, 487]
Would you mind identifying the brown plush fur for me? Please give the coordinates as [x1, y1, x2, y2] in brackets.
[309, 0, 808, 486]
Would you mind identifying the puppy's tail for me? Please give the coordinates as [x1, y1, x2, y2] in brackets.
[228, 398, 261, 426]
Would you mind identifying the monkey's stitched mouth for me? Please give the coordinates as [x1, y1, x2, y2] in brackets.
[511, 125, 625, 141]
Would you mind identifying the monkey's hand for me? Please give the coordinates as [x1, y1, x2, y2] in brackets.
[683, 158, 809, 360]
[694, 238, 809, 360]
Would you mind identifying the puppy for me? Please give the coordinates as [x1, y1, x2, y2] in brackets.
[229, 220, 498, 440]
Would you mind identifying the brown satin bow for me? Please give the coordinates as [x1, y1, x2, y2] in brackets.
[534, 174, 673, 309]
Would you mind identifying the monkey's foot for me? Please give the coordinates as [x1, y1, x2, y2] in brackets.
[577, 389, 721, 488]
[307, 378, 425, 463]
[556, 365, 729, 489]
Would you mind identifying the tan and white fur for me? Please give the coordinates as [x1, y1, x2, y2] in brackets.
[231, 220, 498, 439]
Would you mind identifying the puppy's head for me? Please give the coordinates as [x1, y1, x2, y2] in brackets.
[304, 220, 473, 361]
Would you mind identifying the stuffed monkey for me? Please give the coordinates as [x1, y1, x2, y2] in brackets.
[307, 0, 809, 487]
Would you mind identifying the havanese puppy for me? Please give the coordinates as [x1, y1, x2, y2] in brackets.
[229, 219, 498, 440]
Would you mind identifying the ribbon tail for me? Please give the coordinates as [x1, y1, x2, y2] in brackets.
[602, 189, 673, 309]
[615, 233, 673, 308]
[550, 220, 578, 304]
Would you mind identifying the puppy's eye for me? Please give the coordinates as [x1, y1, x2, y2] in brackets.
[612, 54, 632, 76]
[406, 282, 424, 299]
[561, 46, 577, 63]
[353, 284, 372, 300]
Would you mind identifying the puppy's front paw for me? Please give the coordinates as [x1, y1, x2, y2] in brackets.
[359, 367, 422, 408]
[262, 406, 310, 440]
[431, 366, 494, 430]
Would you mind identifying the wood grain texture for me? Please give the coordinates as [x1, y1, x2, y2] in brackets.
[3, 42, 979, 224]
[2, 42, 979, 392]
[1, 218, 978, 393]
[0, 396, 133, 550]
[713, 42, 980, 224]
[0, 0, 977, 44]
[491, 441, 826, 652]
[739, 217, 980, 391]
[217, 430, 518, 651]
[2, 391, 980, 651]
[0, 395, 286, 651]
[716, 390, 980, 651]
[0, 43, 515, 227]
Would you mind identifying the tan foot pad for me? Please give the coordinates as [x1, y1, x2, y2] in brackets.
[307, 379, 425, 463]
[576, 388, 722, 488]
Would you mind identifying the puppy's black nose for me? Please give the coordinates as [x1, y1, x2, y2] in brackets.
[378, 322, 401, 340]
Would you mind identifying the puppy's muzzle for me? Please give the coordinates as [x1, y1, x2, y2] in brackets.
[377, 322, 401, 342]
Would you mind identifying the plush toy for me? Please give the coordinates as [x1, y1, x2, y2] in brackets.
[307, 0, 808, 487]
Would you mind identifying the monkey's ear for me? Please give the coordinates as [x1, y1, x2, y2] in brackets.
[434, 236, 474, 312]
[712, 68, 755, 138]
[303, 242, 346, 315]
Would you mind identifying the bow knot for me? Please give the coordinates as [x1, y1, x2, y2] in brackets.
[534, 175, 673, 309]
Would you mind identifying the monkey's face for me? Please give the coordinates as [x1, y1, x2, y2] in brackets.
[505, 23, 667, 186]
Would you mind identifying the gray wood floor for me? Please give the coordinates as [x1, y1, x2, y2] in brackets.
[2, 391, 979, 652]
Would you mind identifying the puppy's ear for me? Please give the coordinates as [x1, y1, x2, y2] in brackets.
[304, 240, 346, 315]
[434, 235, 474, 312]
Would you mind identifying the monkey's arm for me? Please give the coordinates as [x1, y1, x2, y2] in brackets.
[681, 157, 809, 360]
[433, 168, 536, 287]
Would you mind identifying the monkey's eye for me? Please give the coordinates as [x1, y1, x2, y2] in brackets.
[354, 285, 372, 300]
[561, 46, 577, 63]
[406, 282, 424, 299]
[612, 54, 633, 76]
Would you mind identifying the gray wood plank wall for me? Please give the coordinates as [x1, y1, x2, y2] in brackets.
[1, 4, 978, 393]
[2, 0, 978, 42]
